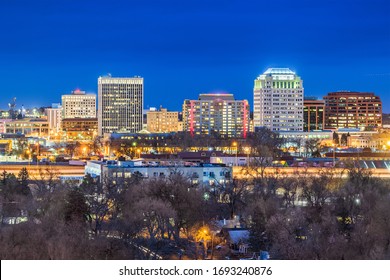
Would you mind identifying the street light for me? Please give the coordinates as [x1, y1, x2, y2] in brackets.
[232, 142, 238, 166]
[333, 144, 336, 167]
[244, 146, 250, 167]
[199, 227, 216, 259]
[112, 150, 116, 160]
[26, 150, 31, 167]
[137, 148, 141, 158]
[36, 142, 40, 166]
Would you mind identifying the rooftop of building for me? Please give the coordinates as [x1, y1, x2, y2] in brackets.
[72, 89, 86, 95]
[106, 131, 176, 139]
[88, 160, 228, 168]
[263, 68, 296, 75]
[304, 96, 319, 101]
[62, 90, 96, 96]
[304, 98, 325, 104]
[326, 91, 378, 96]
[7, 118, 48, 123]
[62, 118, 98, 122]
[198, 93, 235, 101]
[98, 75, 143, 81]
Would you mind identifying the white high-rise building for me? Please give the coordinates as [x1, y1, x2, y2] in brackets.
[98, 76, 144, 136]
[253, 68, 304, 131]
[61, 89, 96, 119]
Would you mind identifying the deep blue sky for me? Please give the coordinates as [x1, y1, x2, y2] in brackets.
[0, 0, 389, 111]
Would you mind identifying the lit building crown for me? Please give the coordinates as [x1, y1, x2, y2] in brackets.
[263, 68, 296, 75]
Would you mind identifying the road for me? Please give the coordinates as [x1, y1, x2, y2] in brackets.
[0, 163, 85, 178]
[232, 166, 390, 178]
[1, 163, 389, 180]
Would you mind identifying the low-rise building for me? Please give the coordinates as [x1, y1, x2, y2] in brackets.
[341, 129, 390, 150]
[85, 160, 232, 187]
[62, 118, 98, 140]
[147, 107, 180, 133]
[278, 130, 333, 141]
[5, 118, 49, 137]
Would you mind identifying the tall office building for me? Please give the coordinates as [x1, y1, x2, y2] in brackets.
[98, 76, 144, 135]
[253, 68, 304, 131]
[182, 93, 250, 138]
[304, 97, 325, 131]
[62, 89, 96, 119]
[324, 91, 382, 129]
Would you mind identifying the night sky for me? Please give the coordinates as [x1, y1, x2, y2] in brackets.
[0, 0, 389, 112]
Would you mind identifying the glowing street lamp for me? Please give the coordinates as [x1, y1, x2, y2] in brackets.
[26, 150, 31, 166]
[232, 142, 238, 166]
[332, 144, 336, 167]
[244, 146, 250, 167]
[112, 150, 116, 160]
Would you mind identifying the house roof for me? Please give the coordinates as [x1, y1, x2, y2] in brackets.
[227, 229, 250, 244]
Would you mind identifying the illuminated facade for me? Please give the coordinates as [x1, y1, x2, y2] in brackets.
[253, 68, 304, 131]
[0, 119, 12, 134]
[324, 91, 382, 129]
[98, 76, 144, 136]
[62, 118, 98, 140]
[147, 108, 179, 133]
[45, 105, 62, 133]
[5, 119, 49, 137]
[85, 160, 232, 186]
[61, 89, 96, 119]
[182, 93, 250, 138]
[303, 97, 325, 131]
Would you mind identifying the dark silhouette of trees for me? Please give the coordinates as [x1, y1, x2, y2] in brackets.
[1, 159, 390, 260]
[333, 131, 339, 145]
[64, 187, 89, 224]
[65, 141, 80, 159]
[304, 138, 322, 157]
[244, 128, 284, 179]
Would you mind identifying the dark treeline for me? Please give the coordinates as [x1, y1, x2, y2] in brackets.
[0, 128, 390, 259]
[1, 166, 390, 259]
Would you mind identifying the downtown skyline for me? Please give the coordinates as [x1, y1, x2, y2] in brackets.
[0, 0, 389, 111]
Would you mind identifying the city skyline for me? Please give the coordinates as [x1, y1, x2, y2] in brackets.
[0, 0, 389, 112]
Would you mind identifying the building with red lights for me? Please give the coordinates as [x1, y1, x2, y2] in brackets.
[61, 89, 96, 119]
[324, 91, 382, 129]
[182, 93, 250, 138]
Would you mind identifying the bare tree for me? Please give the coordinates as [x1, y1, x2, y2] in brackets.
[65, 141, 80, 159]
[92, 136, 103, 156]
[301, 170, 333, 210]
[219, 178, 250, 219]
[304, 138, 322, 158]
[79, 174, 120, 236]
